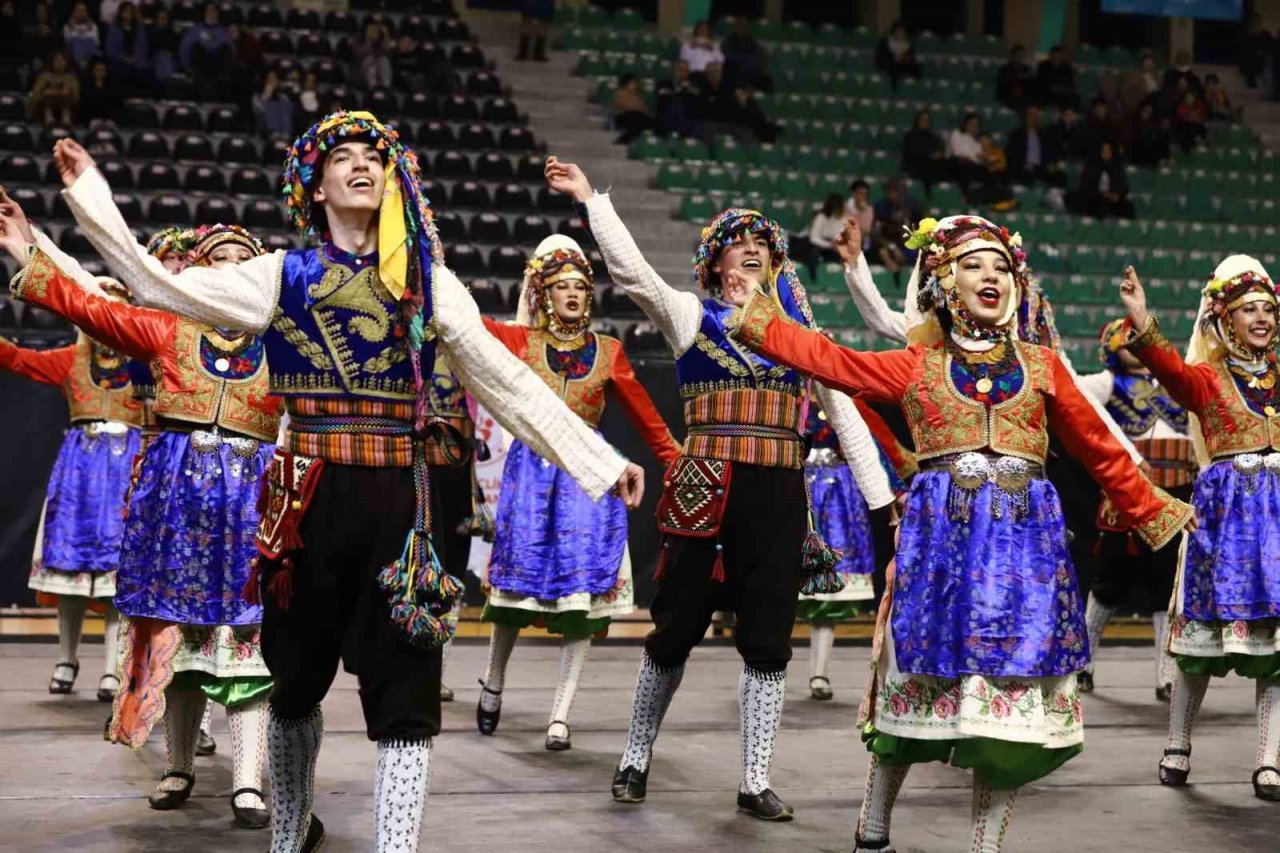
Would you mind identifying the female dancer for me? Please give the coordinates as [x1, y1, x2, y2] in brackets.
[719, 215, 1193, 851]
[476, 235, 681, 750]
[1119, 259, 1280, 800]
[0, 281, 141, 701]
[5, 222, 281, 828]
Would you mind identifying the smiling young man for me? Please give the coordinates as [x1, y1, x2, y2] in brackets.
[544, 157, 895, 821]
[20, 112, 643, 853]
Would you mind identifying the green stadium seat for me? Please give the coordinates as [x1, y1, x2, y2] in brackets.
[679, 194, 717, 222]
[613, 8, 646, 30]
[673, 137, 711, 163]
[700, 165, 736, 193]
[629, 133, 671, 162]
[814, 262, 846, 294]
[656, 163, 699, 192]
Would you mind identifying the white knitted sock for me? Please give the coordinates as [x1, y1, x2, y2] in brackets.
[739, 665, 786, 795]
[1255, 679, 1280, 785]
[374, 738, 431, 853]
[970, 775, 1019, 853]
[56, 596, 88, 671]
[480, 622, 519, 713]
[1083, 593, 1114, 674]
[810, 622, 835, 682]
[160, 687, 203, 784]
[855, 753, 910, 845]
[101, 606, 121, 684]
[548, 637, 591, 736]
[1152, 611, 1174, 688]
[268, 705, 323, 853]
[1162, 667, 1210, 773]
[228, 696, 268, 809]
[618, 652, 684, 773]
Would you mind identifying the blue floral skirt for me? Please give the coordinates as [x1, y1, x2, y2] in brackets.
[891, 469, 1087, 679]
[113, 431, 272, 626]
[796, 461, 875, 622]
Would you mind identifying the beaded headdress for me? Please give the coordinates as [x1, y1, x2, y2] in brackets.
[1191, 255, 1278, 364]
[516, 235, 594, 336]
[1098, 317, 1130, 371]
[693, 207, 815, 327]
[145, 226, 198, 261]
[188, 224, 266, 267]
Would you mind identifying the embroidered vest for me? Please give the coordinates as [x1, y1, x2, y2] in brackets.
[903, 341, 1056, 463]
[1199, 360, 1280, 458]
[266, 247, 434, 403]
[675, 299, 806, 401]
[63, 335, 143, 426]
[523, 330, 614, 428]
[153, 319, 282, 442]
[1106, 372, 1188, 437]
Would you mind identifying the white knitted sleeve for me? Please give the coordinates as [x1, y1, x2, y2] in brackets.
[816, 382, 895, 509]
[844, 256, 908, 345]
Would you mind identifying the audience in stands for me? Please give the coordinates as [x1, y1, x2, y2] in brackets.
[721, 16, 771, 93]
[1006, 104, 1066, 187]
[1126, 100, 1173, 168]
[875, 20, 921, 91]
[354, 18, 394, 89]
[681, 21, 723, 76]
[1043, 103, 1083, 162]
[1036, 45, 1077, 108]
[104, 2, 150, 89]
[996, 44, 1035, 110]
[1162, 51, 1203, 98]
[899, 109, 946, 188]
[63, 2, 101, 69]
[947, 112, 986, 189]
[148, 6, 180, 82]
[80, 58, 122, 125]
[1122, 52, 1161, 116]
[656, 59, 705, 139]
[1074, 96, 1118, 163]
[253, 69, 295, 137]
[516, 0, 553, 62]
[845, 178, 903, 275]
[1070, 141, 1135, 219]
[873, 179, 922, 280]
[179, 3, 232, 97]
[28, 49, 79, 127]
[791, 193, 846, 275]
[1203, 74, 1238, 122]
[1174, 87, 1208, 151]
[975, 131, 1016, 209]
[612, 74, 655, 144]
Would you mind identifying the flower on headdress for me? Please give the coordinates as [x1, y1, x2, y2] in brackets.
[904, 217, 939, 250]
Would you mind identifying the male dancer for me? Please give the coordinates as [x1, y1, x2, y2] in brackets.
[18, 113, 642, 853]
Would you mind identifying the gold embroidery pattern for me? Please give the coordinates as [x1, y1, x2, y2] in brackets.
[63, 335, 144, 426]
[1125, 315, 1171, 354]
[309, 259, 415, 400]
[16, 249, 58, 300]
[361, 344, 409, 376]
[525, 329, 611, 426]
[733, 293, 781, 350]
[270, 307, 334, 370]
[679, 376, 802, 399]
[1202, 360, 1280, 457]
[1134, 488, 1194, 551]
[694, 332, 749, 377]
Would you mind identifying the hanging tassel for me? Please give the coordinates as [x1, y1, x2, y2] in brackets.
[241, 556, 263, 605]
[710, 541, 726, 583]
[653, 538, 672, 582]
[800, 526, 845, 595]
[266, 556, 295, 609]
[377, 527, 461, 650]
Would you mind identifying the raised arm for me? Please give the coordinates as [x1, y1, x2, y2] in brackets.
[433, 264, 631, 501]
[815, 383, 895, 509]
[832, 219, 908, 344]
[1118, 264, 1216, 412]
[0, 338, 75, 386]
[0, 187, 102, 295]
[1048, 354, 1193, 550]
[545, 157, 702, 355]
[606, 341, 682, 467]
[11, 249, 174, 363]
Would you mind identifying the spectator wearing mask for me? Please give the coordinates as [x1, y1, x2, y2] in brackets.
[947, 112, 986, 189]
[179, 3, 233, 96]
[681, 20, 723, 76]
[252, 69, 295, 137]
[1174, 88, 1208, 151]
[996, 44, 1035, 110]
[79, 58, 122, 124]
[875, 20, 921, 90]
[104, 2, 149, 87]
[721, 16, 771, 93]
[1036, 44, 1076, 108]
[899, 109, 946, 188]
[1122, 52, 1161, 116]
[1006, 104, 1066, 187]
[63, 1, 101, 69]
[612, 74, 655, 144]
[149, 6, 180, 81]
[655, 59, 705, 139]
[1126, 100, 1172, 168]
[353, 19, 393, 89]
[1070, 141, 1134, 219]
[29, 49, 79, 127]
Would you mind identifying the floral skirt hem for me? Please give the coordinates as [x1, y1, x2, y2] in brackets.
[29, 564, 116, 599]
[1167, 615, 1280, 659]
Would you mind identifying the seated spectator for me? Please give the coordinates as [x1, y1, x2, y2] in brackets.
[1006, 104, 1066, 187]
[1069, 141, 1134, 219]
[1174, 88, 1208, 151]
[721, 16, 771, 93]
[353, 18, 393, 89]
[700, 63, 776, 144]
[0, 1, 23, 71]
[149, 5, 179, 81]
[655, 59, 705, 139]
[844, 178, 903, 275]
[1126, 100, 1172, 168]
[1203, 74, 1238, 122]
[790, 194, 846, 276]
[1162, 51, 1202, 98]
[974, 132, 1016, 209]
[80, 58, 122, 124]
[681, 20, 723, 76]
[612, 74, 655, 145]
[1036, 44, 1076, 109]
[873, 179, 923, 280]
[724, 85, 776, 144]
[63, 1, 101, 69]
[899, 109, 946, 187]
[179, 3, 233, 96]
[1074, 96, 1118, 163]
[253, 69, 295, 137]
[1043, 103, 1082, 162]
[392, 35, 424, 90]
[1122, 52, 1161, 117]
[995, 44, 1035, 110]
[875, 20, 921, 90]
[947, 112, 987, 189]
[104, 2, 150, 86]
[28, 49, 79, 127]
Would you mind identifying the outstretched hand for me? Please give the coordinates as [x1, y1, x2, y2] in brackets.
[0, 217, 28, 264]
[833, 218, 863, 266]
[613, 462, 645, 509]
[0, 187, 35, 245]
[1118, 265, 1150, 330]
[52, 138, 95, 188]
[720, 268, 757, 307]
[544, 156, 593, 203]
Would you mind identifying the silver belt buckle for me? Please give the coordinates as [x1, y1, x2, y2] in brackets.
[948, 451, 992, 490]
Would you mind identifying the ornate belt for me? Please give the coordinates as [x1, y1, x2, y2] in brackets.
[686, 423, 800, 441]
[924, 451, 1045, 521]
[1222, 451, 1280, 494]
[76, 420, 131, 438]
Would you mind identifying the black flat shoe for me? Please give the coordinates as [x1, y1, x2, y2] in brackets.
[611, 765, 648, 803]
[302, 815, 326, 852]
[853, 835, 896, 852]
[809, 676, 834, 701]
[1158, 747, 1191, 787]
[1252, 766, 1280, 801]
[476, 680, 502, 735]
[230, 787, 270, 829]
[148, 771, 194, 810]
[49, 660, 79, 694]
[1155, 682, 1172, 703]
[440, 684, 454, 702]
[97, 674, 120, 703]
[196, 729, 217, 756]
[1077, 671, 1095, 693]
[737, 788, 794, 821]
[545, 720, 571, 751]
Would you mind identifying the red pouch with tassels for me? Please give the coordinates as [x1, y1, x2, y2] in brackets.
[244, 449, 325, 608]
[653, 457, 732, 583]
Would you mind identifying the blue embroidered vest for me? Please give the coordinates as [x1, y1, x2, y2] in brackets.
[675, 297, 807, 400]
[1106, 372, 1188, 437]
[266, 246, 435, 403]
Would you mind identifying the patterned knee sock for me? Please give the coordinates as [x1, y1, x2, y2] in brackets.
[268, 705, 323, 853]
[739, 665, 787, 795]
[618, 652, 684, 773]
[199, 695, 214, 740]
[101, 607, 121, 683]
[480, 622, 519, 713]
[1152, 611, 1173, 688]
[1162, 667, 1210, 772]
[161, 687, 204, 786]
[1083, 593, 1114, 675]
[1256, 679, 1280, 785]
[970, 775, 1019, 853]
[810, 622, 835, 682]
[228, 697, 268, 808]
[549, 637, 591, 733]
[56, 596, 88, 670]
[374, 737, 431, 853]
[855, 753, 910, 845]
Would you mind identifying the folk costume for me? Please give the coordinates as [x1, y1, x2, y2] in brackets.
[12, 224, 279, 829]
[726, 215, 1191, 852]
[475, 236, 681, 750]
[1123, 255, 1280, 800]
[55, 110, 633, 853]
[578, 195, 895, 821]
[1075, 318, 1193, 699]
[0, 297, 142, 701]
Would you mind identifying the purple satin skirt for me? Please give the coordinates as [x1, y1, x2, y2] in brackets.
[42, 424, 141, 573]
[806, 462, 875, 579]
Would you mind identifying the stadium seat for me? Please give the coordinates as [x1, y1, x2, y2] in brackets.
[244, 199, 286, 231]
[432, 150, 473, 178]
[470, 212, 511, 244]
[174, 134, 216, 162]
[434, 210, 468, 243]
[488, 246, 527, 279]
[230, 168, 272, 196]
[450, 181, 493, 209]
[495, 183, 535, 211]
[195, 197, 236, 223]
[469, 278, 507, 312]
[445, 242, 487, 276]
[513, 214, 551, 244]
[476, 152, 515, 180]
[185, 166, 228, 193]
[138, 163, 181, 191]
[128, 131, 172, 160]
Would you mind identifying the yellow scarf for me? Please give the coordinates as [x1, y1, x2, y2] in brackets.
[378, 160, 409, 301]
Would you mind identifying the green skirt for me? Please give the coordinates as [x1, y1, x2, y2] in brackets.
[1177, 652, 1280, 681]
[865, 728, 1082, 790]
[795, 599, 869, 623]
[481, 603, 609, 640]
[169, 670, 273, 709]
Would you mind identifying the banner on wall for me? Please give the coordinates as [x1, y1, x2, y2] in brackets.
[1100, 0, 1242, 21]
[465, 403, 510, 580]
